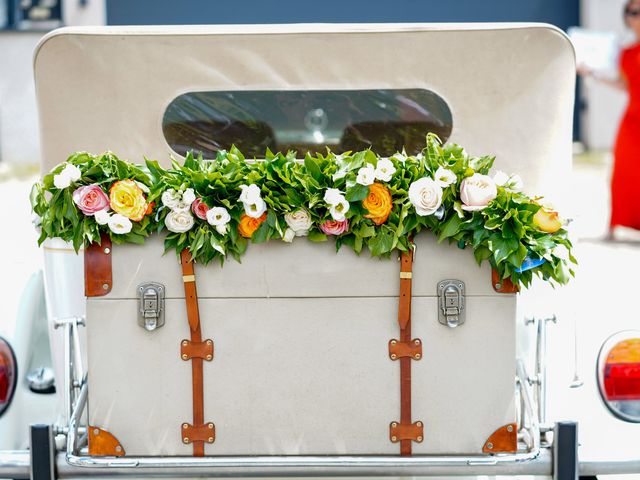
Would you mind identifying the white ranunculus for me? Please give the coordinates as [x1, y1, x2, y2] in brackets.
[508, 174, 523, 192]
[94, 209, 110, 225]
[493, 170, 510, 187]
[161, 189, 180, 209]
[493, 171, 523, 192]
[62, 164, 81, 182]
[392, 153, 407, 163]
[182, 188, 196, 206]
[284, 209, 312, 236]
[165, 209, 195, 233]
[243, 197, 267, 218]
[460, 173, 497, 211]
[434, 166, 457, 188]
[53, 172, 72, 189]
[356, 163, 376, 186]
[215, 224, 228, 236]
[329, 198, 350, 221]
[374, 158, 396, 182]
[206, 207, 231, 227]
[135, 181, 150, 193]
[282, 228, 296, 243]
[324, 188, 344, 205]
[408, 177, 443, 216]
[239, 184, 262, 204]
[108, 213, 132, 235]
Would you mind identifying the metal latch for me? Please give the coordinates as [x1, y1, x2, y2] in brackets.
[138, 282, 165, 331]
[437, 280, 465, 328]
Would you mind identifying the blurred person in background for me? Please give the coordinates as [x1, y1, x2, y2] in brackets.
[580, 0, 640, 239]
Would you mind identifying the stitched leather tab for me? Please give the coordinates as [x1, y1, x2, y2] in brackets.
[492, 269, 519, 293]
[389, 421, 424, 443]
[389, 338, 422, 360]
[181, 423, 215, 444]
[88, 426, 125, 456]
[181, 339, 214, 361]
[84, 233, 112, 297]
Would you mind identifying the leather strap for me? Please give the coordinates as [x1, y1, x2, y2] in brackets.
[181, 339, 214, 361]
[180, 250, 207, 456]
[84, 233, 112, 297]
[394, 248, 424, 455]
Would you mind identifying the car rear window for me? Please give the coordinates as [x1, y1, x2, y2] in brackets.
[162, 89, 452, 158]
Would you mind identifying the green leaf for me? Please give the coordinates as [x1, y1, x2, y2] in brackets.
[438, 214, 463, 241]
[308, 230, 327, 242]
[345, 184, 369, 202]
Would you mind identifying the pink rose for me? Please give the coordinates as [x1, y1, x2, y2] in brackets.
[320, 219, 349, 236]
[72, 184, 110, 215]
[191, 198, 210, 220]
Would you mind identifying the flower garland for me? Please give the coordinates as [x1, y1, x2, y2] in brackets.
[30, 134, 576, 288]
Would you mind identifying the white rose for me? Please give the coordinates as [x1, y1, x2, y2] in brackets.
[53, 172, 72, 189]
[356, 163, 376, 186]
[239, 184, 262, 204]
[434, 166, 457, 188]
[324, 188, 344, 205]
[243, 197, 267, 218]
[108, 213, 132, 235]
[329, 198, 350, 221]
[62, 164, 81, 182]
[374, 158, 396, 182]
[94, 209, 110, 225]
[215, 224, 228, 236]
[284, 209, 313, 236]
[282, 228, 296, 243]
[165, 209, 195, 233]
[161, 189, 180, 209]
[206, 207, 231, 227]
[408, 177, 443, 216]
[460, 173, 497, 211]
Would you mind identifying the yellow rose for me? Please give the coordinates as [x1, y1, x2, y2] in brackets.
[109, 180, 147, 221]
[533, 205, 562, 233]
[363, 182, 392, 225]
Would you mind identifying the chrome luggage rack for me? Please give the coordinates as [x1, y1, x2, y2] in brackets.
[3, 315, 581, 478]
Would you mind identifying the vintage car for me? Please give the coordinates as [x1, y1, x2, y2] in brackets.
[0, 22, 639, 480]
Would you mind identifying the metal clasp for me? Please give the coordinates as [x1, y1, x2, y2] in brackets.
[438, 280, 465, 328]
[138, 282, 165, 331]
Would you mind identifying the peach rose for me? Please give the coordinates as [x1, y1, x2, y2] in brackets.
[72, 184, 110, 215]
[191, 198, 210, 220]
[533, 205, 562, 233]
[238, 212, 267, 238]
[320, 219, 349, 236]
[362, 182, 392, 225]
[109, 180, 147, 221]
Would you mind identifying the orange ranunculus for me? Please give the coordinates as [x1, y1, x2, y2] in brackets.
[109, 179, 147, 221]
[363, 182, 392, 225]
[533, 205, 562, 233]
[238, 212, 267, 238]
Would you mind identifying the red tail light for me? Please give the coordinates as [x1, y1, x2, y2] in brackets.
[598, 334, 640, 422]
[0, 337, 17, 416]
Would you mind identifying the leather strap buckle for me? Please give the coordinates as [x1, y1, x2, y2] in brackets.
[389, 421, 424, 443]
[181, 339, 214, 361]
[388, 338, 422, 360]
[181, 423, 215, 444]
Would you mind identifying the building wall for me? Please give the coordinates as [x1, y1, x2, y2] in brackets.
[0, 0, 105, 165]
[580, 0, 631, 150]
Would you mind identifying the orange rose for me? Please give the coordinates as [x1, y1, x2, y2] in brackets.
[363, 183, 392, 225]
[238, 212, 267, 238]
